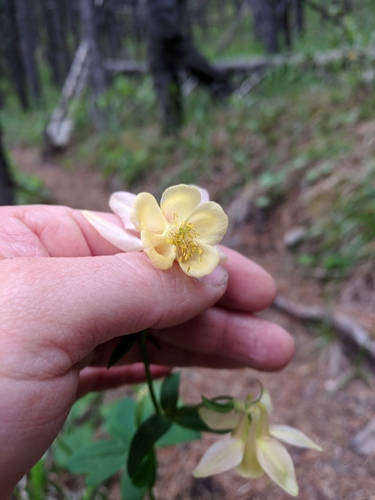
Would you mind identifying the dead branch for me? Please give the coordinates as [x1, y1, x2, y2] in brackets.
[215, 1, 249, 55]
[273, 295, 375, 363]
[105, 45, 375, 79]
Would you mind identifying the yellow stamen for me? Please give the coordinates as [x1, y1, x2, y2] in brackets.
[165, 215, 203, 269]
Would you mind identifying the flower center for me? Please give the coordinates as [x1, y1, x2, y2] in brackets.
[165, 216, 203, 270]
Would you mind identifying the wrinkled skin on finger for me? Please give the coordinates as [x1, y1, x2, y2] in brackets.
[0, 205, 294, 498]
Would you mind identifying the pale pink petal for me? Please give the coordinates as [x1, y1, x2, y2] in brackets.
[82, 211, 144, 252]
[190, 185, 210, 203]
[109, 192, 138, 231]
[192, 437, 244, 478]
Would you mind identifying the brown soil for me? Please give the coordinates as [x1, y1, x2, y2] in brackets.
[11, 146, 375, 500]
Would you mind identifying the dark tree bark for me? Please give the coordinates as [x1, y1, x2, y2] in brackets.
[14, 0, 41, 103]
[248, 0, 279, 53]
[41, 0, 71, 86]
[2, 0, 30, 110]
[41, 0, 69, 87]
[294, 0, 304, 36]
[249, 0, 294, 52]
[146, 0, 232, 133]
[0, 126, 14, 206]
[80, 0, 107, 129]
[96, 0, 123, 58]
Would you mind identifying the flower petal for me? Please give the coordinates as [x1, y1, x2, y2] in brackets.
[160, 185, 201, 222]
[260, 390, 273, 414]
[109, 192, 138, 231]
[192, 437, 244, 478]
[82, 211, 144, 252]
[199, 407, 241, 431]
[179, 243, 220, 278]
[188, 202, 228, 246]
[141, 230, 176, 270]
[270, 425, 322, 451]
[130, 193, 167, 233]
[190, 184, 210, 203]
[256, 436, 299, 497]
[236, 438, 264, 479]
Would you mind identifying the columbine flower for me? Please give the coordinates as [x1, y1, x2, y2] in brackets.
[83, 184, 228, 278]
[193, 392, 322, 497]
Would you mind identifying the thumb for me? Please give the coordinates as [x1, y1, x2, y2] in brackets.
[0, 252, 228, 376]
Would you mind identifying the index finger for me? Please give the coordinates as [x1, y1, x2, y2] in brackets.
[0, 205, 276, 314]
[218, 246, 276, 313]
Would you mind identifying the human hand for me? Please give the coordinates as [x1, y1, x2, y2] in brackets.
[0, 204, 294, 498]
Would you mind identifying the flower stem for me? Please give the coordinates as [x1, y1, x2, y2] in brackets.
[148, 488, 156, 500]
[140, 331, 161, 415]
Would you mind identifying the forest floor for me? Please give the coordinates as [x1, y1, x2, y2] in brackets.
[11, 145, 375, 500]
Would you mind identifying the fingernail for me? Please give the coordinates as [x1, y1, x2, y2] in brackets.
[199, 265, 228, 286]
[218, 247, 228, 264]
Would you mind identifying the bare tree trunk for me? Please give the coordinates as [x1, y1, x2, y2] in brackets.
[3, 0, 30, 110]
[248, 0, 279, 53]
[80, 0, 107, 130]
[294, 0, 304, 36]
[146, 0, 231, 133]
[0, 126, 14, 206]
[14, 0, 41, 103]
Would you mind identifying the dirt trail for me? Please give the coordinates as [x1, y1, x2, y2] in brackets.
[11, 146, 375, 499]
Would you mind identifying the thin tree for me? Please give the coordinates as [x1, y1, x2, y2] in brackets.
[0, 125, 14, 206]
[146, 0, 232, 133]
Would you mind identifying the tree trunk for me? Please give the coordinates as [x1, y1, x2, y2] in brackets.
[0, 126, 14, 206]
[14, 0, 41, 103]
[146, 0, 232, 133]
[248, 0, 279, 53]
[3, 0, 30, 110]
[294, 0, 304, 36]
[80, 0, 107, 130]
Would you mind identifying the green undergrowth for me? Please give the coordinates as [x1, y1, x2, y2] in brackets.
[2, 16, 375, 277]
[65, 60, 375, 276]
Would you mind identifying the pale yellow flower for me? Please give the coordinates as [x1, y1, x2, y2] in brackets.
[129, 184, 228, 278]
[82, 184, 228, 278]
[193, 392, 322, 497]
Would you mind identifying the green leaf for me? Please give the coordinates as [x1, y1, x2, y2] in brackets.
[108, 333, 141, 368]
[201, 396, 235, 413]
[121, 469, 147, 500]
[157, 423, 200, 446]
[28, 456, 47, 497]
[104, 398, 137, 445]
[127, 415, 172, 478]
[171, 406, 212, 432]
[131, 449, 157, 488]
[135, 381, 162, 425]
[67, 439, 127, 487]
[53, 423, 95, 467]
[160, 373, 180, 415]
[65, 393, 98, 426]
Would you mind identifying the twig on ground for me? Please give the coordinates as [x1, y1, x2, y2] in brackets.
[273, 294, 375, 364]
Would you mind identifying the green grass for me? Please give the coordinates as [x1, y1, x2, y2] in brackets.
[2, 2, 375, 273]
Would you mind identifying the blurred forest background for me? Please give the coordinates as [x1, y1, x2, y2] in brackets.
[3, 0, 375, 499]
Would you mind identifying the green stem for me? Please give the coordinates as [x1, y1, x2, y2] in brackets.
[140, 331, 161, 415]
[148, 489, 156, 500]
